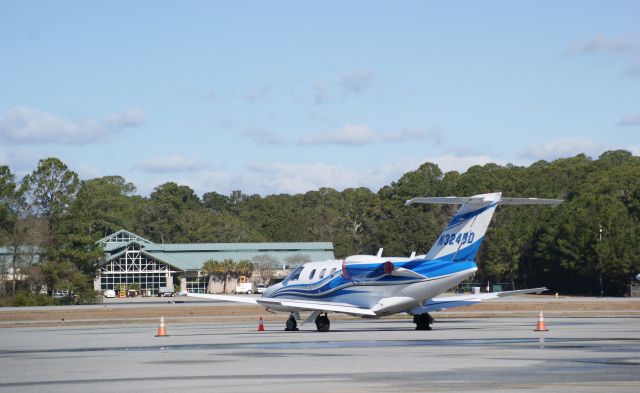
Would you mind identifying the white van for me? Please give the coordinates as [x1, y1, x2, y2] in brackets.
[234, 282, 254, 294]
[157, 287, 175, 297]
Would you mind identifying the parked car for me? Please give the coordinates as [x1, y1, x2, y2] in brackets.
[103, 289, 116, 298]
[157, 286, 175, 297]
[52, 289, 69, 299]
[255, 283, 267, 294]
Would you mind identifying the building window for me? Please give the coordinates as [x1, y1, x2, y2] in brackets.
[100, 273, 167, 294]
[186, 276, 209, 294]
[100, 244, 174, 295]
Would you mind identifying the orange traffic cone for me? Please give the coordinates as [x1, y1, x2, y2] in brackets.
[155, 315, 169, 337]
[534, 310, 548, 332]
[258, 316, 265, 331]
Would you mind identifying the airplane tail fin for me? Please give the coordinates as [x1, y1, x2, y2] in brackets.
[405, 193, 562, 263]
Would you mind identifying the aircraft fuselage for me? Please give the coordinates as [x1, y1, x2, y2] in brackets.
[263, 258, 477, 317]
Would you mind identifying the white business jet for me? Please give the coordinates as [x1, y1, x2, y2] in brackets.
[187, 192, 561, 331]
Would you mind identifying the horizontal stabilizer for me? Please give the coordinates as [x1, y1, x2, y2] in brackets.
[498, 198, 563, 206]
[405, 196, 562, 206]
[411, 287, 547, 314]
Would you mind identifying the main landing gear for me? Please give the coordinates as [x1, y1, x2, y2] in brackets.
[284, 312, 331, 332]
[284, 314, 299, 331]
[314, 312, 330, 332]
[413, 313, 434, 330]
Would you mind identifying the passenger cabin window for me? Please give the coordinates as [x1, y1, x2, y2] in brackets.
[309, 269, 316, 280]
[329, 268, 337, 276]
[319, 268, 327, 279]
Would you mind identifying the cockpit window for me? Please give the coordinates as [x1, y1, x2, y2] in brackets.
[283, 266, 303, 285]
[290, 266, 303, 280]
[319, 268, 327, 279]
[309, 269, 316, 280]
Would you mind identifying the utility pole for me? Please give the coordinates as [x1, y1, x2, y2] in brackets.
[598, 224, 604, 297]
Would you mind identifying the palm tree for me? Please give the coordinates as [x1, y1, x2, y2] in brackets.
[219, 259, 238, 293]
[202, 259, 221, 293]
[236, 260, 254, 278]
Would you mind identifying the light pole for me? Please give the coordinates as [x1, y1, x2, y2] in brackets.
[598, 224, 604, 297]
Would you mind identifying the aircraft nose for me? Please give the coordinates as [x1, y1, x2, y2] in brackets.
[263, 283, 282, 297]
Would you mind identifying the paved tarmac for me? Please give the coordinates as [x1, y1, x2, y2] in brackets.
[1, 316, 639, 392]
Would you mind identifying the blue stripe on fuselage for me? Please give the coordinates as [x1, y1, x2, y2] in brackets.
[270, 258, 477, 300]
[446, 203, 497, 230]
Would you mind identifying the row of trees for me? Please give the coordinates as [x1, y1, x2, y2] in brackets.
[1, 150, 639, 301]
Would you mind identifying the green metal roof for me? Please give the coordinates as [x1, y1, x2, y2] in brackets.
[0, 246, 42, 265]
[99, 230, 335, 272]
[152, 242, 333, 252]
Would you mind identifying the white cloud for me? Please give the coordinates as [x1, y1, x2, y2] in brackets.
[299, 125, 442, 146]
[299, 125, 376, 146]
[105, 109, 145, 129]
[383, 128, 444, 144]
[297, 69, 376, 104]
[216, 115, 235, 129]
[134, 155, 207, 173]
[567, 34, 637, 54]
[246, 84, 270, 103]
[242, 128, 285, 145]
[338, 70, 376, 96]
[310, 83, 332, 104]
[242, 154, 516, 195]
[129, 152, 537, 196]
[74, 163, 102, 179]
[518, 137, 599, 160]
[618, 113, 640, 126]
[0, 148, 40, 175]
[628, 57, 640, 77]
[170, 170, 238, 196]
[0, 107, 144, 145]
[196, 88, 216, 101]
[567, 34, 640, 78]
[424, 154, 520, 173]
[245, 161, 376, 194]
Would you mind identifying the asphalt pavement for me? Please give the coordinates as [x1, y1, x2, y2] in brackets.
[1, 316, 639, 392]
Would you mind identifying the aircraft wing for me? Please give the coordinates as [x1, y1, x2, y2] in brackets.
[257, 298, 377, 316]
[412, 287, 547, 313]
[185, 292, 260, 304]
[185, 292, 376, 316]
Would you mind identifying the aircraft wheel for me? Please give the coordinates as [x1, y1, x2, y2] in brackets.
[415, 313, 433, 331]
[315, 313, 330, 332]
[285, 315, 299, 331]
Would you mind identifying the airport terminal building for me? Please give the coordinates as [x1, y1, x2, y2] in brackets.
[94, 230, 335, 295]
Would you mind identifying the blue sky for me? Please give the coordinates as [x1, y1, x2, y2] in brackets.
[1, 1, 639, 195]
